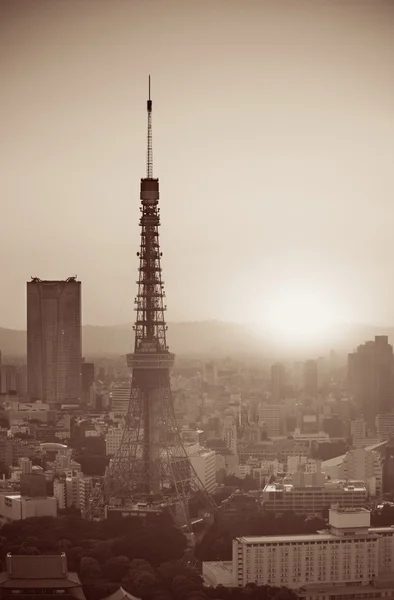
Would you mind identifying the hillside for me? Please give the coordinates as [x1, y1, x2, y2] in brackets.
[1, 321, 394, 358]
[0, 321, 266, 357]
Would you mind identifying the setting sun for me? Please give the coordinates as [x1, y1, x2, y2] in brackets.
[264, 288, 338, 345]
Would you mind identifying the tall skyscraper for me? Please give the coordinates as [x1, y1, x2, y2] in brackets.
[348, 335, 394, 426]
[27, 277, 82, 406]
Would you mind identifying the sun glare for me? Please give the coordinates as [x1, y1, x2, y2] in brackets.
[264, 288, 337, 345]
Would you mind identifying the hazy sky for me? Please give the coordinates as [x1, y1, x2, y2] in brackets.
[1, 0, 394, 330]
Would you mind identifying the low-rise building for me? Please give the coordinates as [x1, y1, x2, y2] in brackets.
[322, 448, 382, 496]
[0, 494, 57, 520]
[202, 561, 233, 587]
[0, 553, 85, 600]
[262, 480, 368, 515]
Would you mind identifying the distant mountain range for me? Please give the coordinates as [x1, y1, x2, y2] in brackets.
[1, 321, 394, 359]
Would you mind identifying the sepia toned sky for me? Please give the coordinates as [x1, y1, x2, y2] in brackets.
[1, 0, 394, 330]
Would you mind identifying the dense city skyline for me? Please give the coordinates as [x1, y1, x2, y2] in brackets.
[1, 0, 394, 340]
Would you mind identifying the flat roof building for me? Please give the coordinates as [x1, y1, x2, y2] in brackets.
[232, 507, 394, 590]
[27, 278, 81, 407]
[262, 480, 368, 515]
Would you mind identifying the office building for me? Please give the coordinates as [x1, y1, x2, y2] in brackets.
[81, 360, 95, 404]
[376, 413, 394, 441]
[20, 472, 47, 498]
[350, 417, 367, 448]
[348, 336, 394, 425]
[258, 403, 281, 437]
[27, 277, 81, 406]
[189, 448, 217, 494]
[111, 386, 130, 414]
[106, 427, 124, 455]
[0, 494, 57, 520]
[262, 480, 368, 515]
[222, 414, 237, 454]
[0, 366, 17, 395]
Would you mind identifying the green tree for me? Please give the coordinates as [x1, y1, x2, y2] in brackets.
[102, 556, 130, 582]
[80, 557, 103, 580]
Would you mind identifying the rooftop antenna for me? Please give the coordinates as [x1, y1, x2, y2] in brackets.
[147, 75, 153, 178]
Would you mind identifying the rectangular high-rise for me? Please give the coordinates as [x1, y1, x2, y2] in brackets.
[348, 335, 394, 426]
[27, 277, 81, 406]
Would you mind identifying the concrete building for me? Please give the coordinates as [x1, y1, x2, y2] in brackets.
[348, 336, 394, 425]
[258, 404, 281, 437]
[189, 448, 217, 494]
[262, 480, 368, 515]
[322, 448, 382, 496]
[106, 426, 124, 455]
[222, 414, 237, 454]
[232, 507, 390, 589]
[27, 277, 81, 406]
[376, 413, 394, 442]
[111, 386, 131, 414]
[54, 479, 67, 510]
[0, 366, 17, 395]
[54, 473, 92, 511]
[287, 456, 320, 475]
[0, 494, 57, 520]
[350, 417, 367, 448]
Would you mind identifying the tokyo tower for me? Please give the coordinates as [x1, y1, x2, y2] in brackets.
[88, 78, 215, 543]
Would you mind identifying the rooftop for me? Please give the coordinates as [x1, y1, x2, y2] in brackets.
[236, 532, 380, 544]
[263, 481, 367, 493]
[5, 554, 67, 579]
[203, 561, 233, 575]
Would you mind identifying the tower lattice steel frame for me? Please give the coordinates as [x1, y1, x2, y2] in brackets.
[87, 78, 215, 542]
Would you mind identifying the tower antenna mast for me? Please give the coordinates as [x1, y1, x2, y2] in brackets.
[147, 75, 153, 178]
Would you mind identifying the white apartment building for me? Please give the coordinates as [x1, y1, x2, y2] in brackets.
[258, 404, 281, 437]
[106, 427, 124, 456]
[53, 479, 67, 509]
[190, 449, 217, 494]
[262, 480, 368, 515]
[322, 448, 382, 496]
[222, 415, 237, 455]
[78, 475, 93, 512]
[232, 508, 380, 588]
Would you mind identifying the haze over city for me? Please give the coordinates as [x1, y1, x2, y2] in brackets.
[1, 0, 394, 348]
